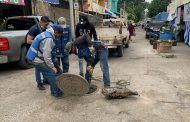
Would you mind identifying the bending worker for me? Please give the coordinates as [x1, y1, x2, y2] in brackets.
[74, 36, 110, 88]
[26, 24, 64, 98]
[75, 15, 97, 77]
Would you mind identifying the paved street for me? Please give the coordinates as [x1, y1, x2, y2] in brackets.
[1, 29, 190, 122]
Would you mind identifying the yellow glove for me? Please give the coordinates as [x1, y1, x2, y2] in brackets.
[65, 42, 73, 52]
[89, 46, 95, 55]
[87, 66, 94, 75]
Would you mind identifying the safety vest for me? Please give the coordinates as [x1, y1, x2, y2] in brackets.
[26, 31, 53, 61]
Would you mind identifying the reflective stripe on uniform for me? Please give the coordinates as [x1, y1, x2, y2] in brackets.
[41, 32, 46, 39]
[30, 46, 38, 54]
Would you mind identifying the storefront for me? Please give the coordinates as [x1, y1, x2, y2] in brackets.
[0, 0, 32, 19]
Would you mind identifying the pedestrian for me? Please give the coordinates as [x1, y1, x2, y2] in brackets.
[26, 24, 64, 98]
[26, 16, 50, 90]
[75, 15, 98, 77]
[128, 21, 135, 42]
[52, 17, 71, 73]
[173, 23, 181, 42]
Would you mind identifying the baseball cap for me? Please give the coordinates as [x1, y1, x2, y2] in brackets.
[52, 24, 63, 33]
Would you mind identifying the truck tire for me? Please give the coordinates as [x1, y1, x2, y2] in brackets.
[18, 46, 33, 69]
[125, 41, 129, 48]
[117, 45, 123, 57]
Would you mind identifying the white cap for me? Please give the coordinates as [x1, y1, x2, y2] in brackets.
[58, 17, 66, 25]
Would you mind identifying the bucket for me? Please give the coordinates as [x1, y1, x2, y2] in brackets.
[153, 41, 157, 49]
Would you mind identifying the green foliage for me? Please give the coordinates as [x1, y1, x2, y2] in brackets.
[118, 0, 149, 22]
[147, 0, 170, 18]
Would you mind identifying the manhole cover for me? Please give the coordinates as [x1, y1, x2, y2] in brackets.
[56, 73, 90, 96]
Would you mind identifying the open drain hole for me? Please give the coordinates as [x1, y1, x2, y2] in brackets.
[87, 84, 97, 94]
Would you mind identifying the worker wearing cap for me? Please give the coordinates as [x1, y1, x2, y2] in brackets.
[26, 24, 64, 98]
[52, 17, 71, 73]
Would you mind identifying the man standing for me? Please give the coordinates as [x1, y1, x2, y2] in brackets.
[75, 15, 97, 77]
[52, 17, 71, 73]
[26, 24, 64, 98]
[26, 16, 50, 90]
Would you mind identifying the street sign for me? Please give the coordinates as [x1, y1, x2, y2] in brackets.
[74, 2, 79, 10]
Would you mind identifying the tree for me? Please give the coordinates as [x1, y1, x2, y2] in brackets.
[118, 0, 149, 22]
[147, 0, 170, 18]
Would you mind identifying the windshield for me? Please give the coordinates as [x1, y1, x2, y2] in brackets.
[5, 18, 36, 30]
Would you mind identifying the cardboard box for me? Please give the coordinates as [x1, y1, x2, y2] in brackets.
[157, 41, 172, 53]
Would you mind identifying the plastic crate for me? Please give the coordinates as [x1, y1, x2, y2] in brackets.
[159, 32, 173, 41]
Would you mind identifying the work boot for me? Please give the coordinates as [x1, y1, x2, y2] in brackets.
[37, 83, 46, 90]
[43, 79, 49, 85]
[104, 85, 110, 88]
[79, 73, 84, 77]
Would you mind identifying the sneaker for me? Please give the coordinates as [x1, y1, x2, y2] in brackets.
[43, 79, 49, 85]
[37, 83, 46, 90]
[79, 73, 84, 77]
[104, 85, 110, 88]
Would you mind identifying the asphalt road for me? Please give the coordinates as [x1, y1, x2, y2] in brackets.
[1, 29, 190, 122]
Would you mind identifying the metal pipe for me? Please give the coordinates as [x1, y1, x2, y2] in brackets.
[69, 0, 75, 39]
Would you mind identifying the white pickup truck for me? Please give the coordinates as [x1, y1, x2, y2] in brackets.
[0, 16, 53, 68]
[96, 19, 129, 57]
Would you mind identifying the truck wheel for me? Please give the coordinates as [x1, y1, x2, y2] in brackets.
[18, 46, 33, 69]
[117, 45, 123, 57]
[125, 41, 129, 48]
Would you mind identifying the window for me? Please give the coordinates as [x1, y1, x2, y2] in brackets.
[6, 18, 36, 30]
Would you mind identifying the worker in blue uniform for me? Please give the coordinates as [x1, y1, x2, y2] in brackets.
[26, 24, 64, 98]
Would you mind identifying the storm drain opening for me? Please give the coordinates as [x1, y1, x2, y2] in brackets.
[87, 84, 98, 94]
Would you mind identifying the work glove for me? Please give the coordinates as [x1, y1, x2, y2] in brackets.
[89, 46, 95, 56]
[65, 42, 73, 52]
[87, 65, 94, 75]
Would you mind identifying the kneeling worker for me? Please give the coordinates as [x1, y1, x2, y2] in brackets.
[26, 24, 64, 98]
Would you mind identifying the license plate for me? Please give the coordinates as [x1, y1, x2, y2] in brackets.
[0, 55, 8, 64]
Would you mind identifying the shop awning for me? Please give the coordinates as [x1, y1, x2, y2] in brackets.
[0, 0, 25, 6]
[43, 0, 59, 4]
[152, 12, 169, 21]
[105, 9, 117, 18]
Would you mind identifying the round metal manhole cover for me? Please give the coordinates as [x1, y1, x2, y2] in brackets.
[56, 73, 90, 96]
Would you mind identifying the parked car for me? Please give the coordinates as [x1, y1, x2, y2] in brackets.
[0, 16, 53, 68]
[145, 20, 164, 39]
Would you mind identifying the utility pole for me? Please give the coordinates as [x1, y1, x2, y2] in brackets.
[69, 0, 75, 39]
[124, 0, 126, 10]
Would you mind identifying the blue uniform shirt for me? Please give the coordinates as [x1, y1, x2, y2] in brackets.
[53, 26, 70, 57]
[27, 24, 46, 38]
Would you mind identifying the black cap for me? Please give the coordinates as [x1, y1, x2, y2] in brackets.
[40, 16, 50, 22]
